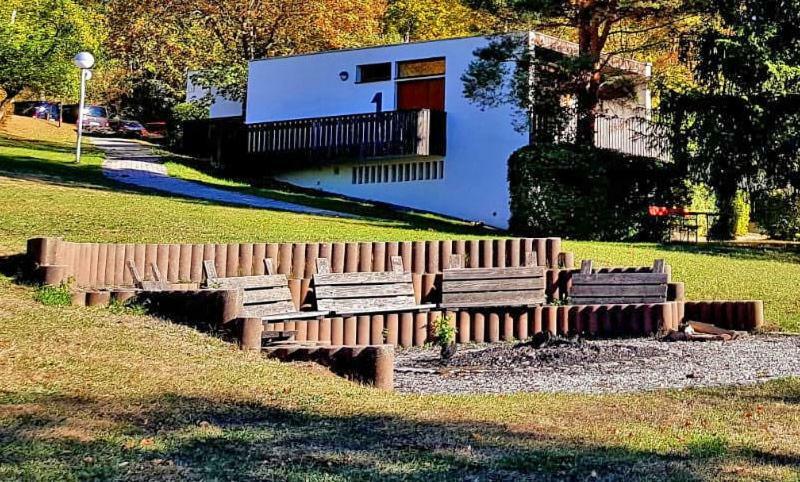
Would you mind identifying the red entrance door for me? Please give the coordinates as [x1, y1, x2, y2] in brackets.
[397, 78, 445, 111]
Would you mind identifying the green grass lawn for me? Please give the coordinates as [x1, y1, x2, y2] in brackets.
[1, 116, 799, 481]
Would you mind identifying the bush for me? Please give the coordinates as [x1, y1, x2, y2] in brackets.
[508, 144, 688, 240]
[753, 189, 800, 240]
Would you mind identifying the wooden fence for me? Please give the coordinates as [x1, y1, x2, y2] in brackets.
[247, 109, 446, 164]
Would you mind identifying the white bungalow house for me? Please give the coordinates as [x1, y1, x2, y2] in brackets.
[188, 32, 655, 228]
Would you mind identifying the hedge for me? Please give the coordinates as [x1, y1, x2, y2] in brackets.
[508, 143, 687, 241]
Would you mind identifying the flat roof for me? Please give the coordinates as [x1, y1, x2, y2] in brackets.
[249, 31, 650, 76]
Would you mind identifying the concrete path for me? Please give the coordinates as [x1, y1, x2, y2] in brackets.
[93, 138, 347, 217]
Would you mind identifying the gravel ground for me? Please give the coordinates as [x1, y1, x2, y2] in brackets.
[394, 335, 800, 394]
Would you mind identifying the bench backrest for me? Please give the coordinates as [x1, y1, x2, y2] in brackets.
[569, 259, 668, 304]
[204, 259, 296, 318]
[313, 256, 416, 314]
[441, 252, 546, 308]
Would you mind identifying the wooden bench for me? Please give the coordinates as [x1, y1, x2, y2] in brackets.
[313, 256, 435, 316]
[440, 252, 546, 309]
[569, 259, 668, 305]
[203, 259, 328, 324]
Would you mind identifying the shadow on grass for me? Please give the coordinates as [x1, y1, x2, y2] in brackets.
[4, 391, 780, 481]
[0, 254, 26, 280]
[0, 135, 82, 155]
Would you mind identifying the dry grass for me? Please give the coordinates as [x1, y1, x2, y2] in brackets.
[0, 115, 79, 145]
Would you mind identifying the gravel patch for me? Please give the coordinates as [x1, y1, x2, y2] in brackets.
[395, 335, 800, 394]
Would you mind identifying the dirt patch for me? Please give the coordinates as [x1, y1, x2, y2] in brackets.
[412, 338, 669, 370]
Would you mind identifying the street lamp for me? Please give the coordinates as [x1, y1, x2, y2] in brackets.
[73, 52, 95, 163]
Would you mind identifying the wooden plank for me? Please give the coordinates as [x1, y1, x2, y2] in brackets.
[570, 296, 665, 305]
[212, 274, 288, 289]
[571, 273, 668, 285]
[390, 256, 404, 273]
[203, 260, 218, 282]
[314, 271, 411, 286]
[241, 301, 297, 318]
[127, 260, 143, 286]
[441, 292, 545, 308]
[316, 258, 331, 274]
[315, 283, 414, 299]
[524, 251, 537, 267]
[316, 295, 417, 314]
[580, 260, 593, 274]
[570, 285, 667, 297]
[261, 311, 328, 322]
[442, 277, 545, 293]
[242, 287, 293, 304]
[442, 266, 544, 281]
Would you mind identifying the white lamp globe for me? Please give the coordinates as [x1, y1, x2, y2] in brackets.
[73, 52, 95, 69]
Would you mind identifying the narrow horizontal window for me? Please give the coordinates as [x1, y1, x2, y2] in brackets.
[357, 63, 391, 83]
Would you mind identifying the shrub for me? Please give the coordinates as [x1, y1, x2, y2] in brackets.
[430, 314, 456, 360]
[753, 189, 800, 240]
[33, 283, 72, 306]
[508, 144, 688, 240]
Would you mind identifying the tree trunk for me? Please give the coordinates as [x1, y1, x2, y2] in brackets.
[710, 183, 738, 240]
[0, 89, 20, 122]
[575, 12, 602, 147]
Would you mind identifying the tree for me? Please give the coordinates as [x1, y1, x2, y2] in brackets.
[188, 0, 388, 108]
[462, 0, 693, 144]
[0, 0, 100, 111]
[385, 0, 497, 42]
[662, 0, 800, 238]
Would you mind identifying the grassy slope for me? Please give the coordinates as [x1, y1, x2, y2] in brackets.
[1, 116, 799, 480]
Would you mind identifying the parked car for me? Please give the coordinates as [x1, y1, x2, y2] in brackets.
[61, 104, 112, 134]
[143, 121, 167, 140]
[13, 101, 60, 120]
[109, 119, 147, 138]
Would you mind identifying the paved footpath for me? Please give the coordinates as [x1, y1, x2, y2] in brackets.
[93, 138, 347, 217]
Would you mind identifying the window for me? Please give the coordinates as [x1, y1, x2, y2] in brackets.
[352, 161, 444, 185]
[357, 62, 391, 83]
[397, 58, 445, 79]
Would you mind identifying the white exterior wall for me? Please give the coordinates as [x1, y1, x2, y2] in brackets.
[186, 74, 243, 119]
[246, 35, 530, 228]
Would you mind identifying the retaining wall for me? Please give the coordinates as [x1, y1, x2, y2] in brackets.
[27, 236, 568, 289]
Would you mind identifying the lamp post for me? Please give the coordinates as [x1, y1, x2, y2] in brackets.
[73, 52, 95, 163]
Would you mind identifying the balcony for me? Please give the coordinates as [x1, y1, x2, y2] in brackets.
[533, 110, 672, 161]
[247, 109, 446, 167]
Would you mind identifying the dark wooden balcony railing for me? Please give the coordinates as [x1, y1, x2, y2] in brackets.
[247, 109, 446, 165]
